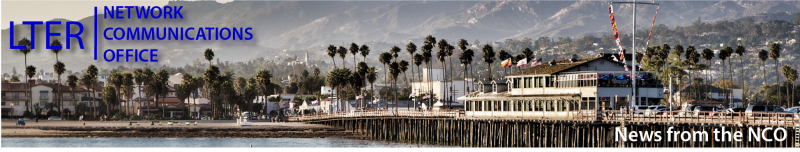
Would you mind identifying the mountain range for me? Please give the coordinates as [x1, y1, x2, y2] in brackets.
[3, 0, 800, 72]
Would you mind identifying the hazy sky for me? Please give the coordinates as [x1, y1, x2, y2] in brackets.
[1, 0, 233, 29]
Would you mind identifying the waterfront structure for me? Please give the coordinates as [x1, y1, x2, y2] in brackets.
[411, 68, 472, 107]
[463, 55, 665, 118]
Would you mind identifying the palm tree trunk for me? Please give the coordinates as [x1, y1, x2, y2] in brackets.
[24, 56, 29, 112]
[331, 57, 336, 68]
[776, 60, 780, 106]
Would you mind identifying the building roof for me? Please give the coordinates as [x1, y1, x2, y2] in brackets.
[1, 83, 28, 92]
[39, 84, 89, 92]
[464, 91, 581, 100]
[508, 57, 613, 76]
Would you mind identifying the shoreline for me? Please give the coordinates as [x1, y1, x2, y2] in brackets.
[1, 120, 363, 138]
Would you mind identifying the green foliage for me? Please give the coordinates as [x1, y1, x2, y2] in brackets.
[204, 48, 215, 62]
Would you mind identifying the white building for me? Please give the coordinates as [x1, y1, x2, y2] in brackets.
[463, 55, 665, 118]
[409, 68, 472, 107]
[321, 86, 337, 95]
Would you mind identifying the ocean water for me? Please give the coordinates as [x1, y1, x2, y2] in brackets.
[2, 138, 446, 148]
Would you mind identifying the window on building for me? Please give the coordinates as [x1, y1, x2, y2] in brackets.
[12, 92, 19, 99]
[524, 77, 532, 88]
[545, 76, 553, 87]
[502, 101, 509, 111]
[512, 78, 520, 88]
[40, 91, 49, 99]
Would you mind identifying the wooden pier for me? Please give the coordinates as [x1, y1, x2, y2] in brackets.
[291, 110, 800, 147]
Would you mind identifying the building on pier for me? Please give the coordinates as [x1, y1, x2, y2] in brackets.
[411, 68, 473, 107]
[463, 55, 665, 118]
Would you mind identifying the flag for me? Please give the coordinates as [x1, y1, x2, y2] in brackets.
[355, 95, 363, 100]
[408, 92, 417, 98]
[516, 58, 528, 67]
[422, 95, 430, 99]
[640, 6, 661, 63]
[530, 58, 542, 67]
[372, 99, 380, 104]
[609, 4, 625, 62]
[500, 59, 512, 67]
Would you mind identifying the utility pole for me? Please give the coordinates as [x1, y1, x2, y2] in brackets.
[611, 1, 659, 108]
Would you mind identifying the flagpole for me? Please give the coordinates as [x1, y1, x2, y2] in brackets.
[611, 1, 658, 108]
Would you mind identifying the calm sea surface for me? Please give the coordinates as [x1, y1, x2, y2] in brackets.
[2, 138, 446, 148]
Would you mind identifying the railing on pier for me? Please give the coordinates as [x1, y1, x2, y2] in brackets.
[595, 110, 800, 127]
[289, 109, 459, 121]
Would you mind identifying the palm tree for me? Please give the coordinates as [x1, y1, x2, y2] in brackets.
[701, 48, 714, 99]
[180, 74, 198, 118]
[458, 39, 471, 89]
[51, 40, 64, 116]
[441, 42, 455, 107]
[406, 42, 417, 98]
[366, 67, 378, 108]
[17, 38, 32, 111]
[422, 35, 436, 107]
[256, 69, 272, 111]
[436, 40, 450, 104]
[109, 70, 123, 116]
[82, 64, 99, 118]
[460, 48, 474, 93]
[758, 50, 769, 87]
[769, 43, 781, 106]
[141, 68, 155, 118]
[327, 45, 338, 68]
[399, 60, 409, 109]
[66, 74, 78, 116]
[360, 45, 371, 63]
[379, 52, 393, 98]
[337, 46, 347, 67]
[718, 47, 732, 106]
[356, 62, 369, 108]
[413, 53, 424, 100]
[202, 66, 218, 118]
[781, 65, 797, 107]
[349, 43, 359, 69]
[53, 61, 65, 117]
[25, 65, 36, 114]
[121, 73, 134, 115]
[735, 45, 746, 89]
[326, 68, 351, 112]
[684, 46, 700, 100]
[133, 69, 146, 117]
[389, 61, 401, 111]
[482, 44, 496, 79]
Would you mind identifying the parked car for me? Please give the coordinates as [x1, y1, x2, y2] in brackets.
[199, 115, 208, 120]
[785, 106, 799, 113]
[744, 105, 794, 117]
[693, 106, 722, 116]
[678, 105, 697, 116]
[722, 108, 746, 116]
[20, 117, 31, 121]
[644, 105, 669, 115]
[47, 116, 62, 120]
[633, 105, 649, 115]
